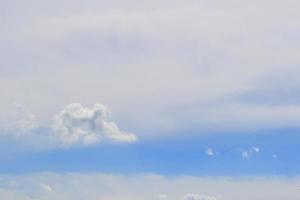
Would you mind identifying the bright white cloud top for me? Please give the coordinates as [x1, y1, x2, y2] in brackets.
[0, 103, 136, 148]
[52, 103, 136, 145]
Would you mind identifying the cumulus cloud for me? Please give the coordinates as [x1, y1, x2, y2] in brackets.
[52, 103, 137, 146]
[0, 103, 136, 149]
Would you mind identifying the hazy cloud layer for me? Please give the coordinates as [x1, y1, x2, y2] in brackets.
[0, 0, 300, 137]
[0, 173, 299, 200]
[5, 104, 38, 136]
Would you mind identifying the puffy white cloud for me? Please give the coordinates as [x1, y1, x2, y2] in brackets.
[52, 103, 137, 146]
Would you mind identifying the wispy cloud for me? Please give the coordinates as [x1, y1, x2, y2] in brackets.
[0, 173, 298, 200]
[205, 148, 215, 157]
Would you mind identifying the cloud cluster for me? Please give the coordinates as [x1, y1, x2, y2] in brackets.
[1, 0, 300, 137]
[52, 103, 136, 145]
[242, 146, 260, 159]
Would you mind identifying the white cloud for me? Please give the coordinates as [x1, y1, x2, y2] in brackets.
[52, 103, 136, 146]
[39, 183, 53, 192]
[0, 103, 136, 149]
[0, 173, 299, 200]
[205, 148, 215, 157]
[242, 146, 260, 159]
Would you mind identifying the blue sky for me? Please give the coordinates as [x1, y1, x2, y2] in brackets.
[1, 0, 300, 199]
[1, 129, 300, 175]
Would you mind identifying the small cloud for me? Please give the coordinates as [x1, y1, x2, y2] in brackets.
[205, 148, 215, 156]
[252, 146, 260, 153]
[242, 146, 260, 159]
[7, 103, 38, 135]
[40, 183, 53, 192]
[52, 103, 137, 146]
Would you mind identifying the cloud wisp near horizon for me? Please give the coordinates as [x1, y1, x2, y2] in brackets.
[0, 173, 299, 200]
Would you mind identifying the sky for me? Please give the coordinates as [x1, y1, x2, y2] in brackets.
[1, 0, 300, 199]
